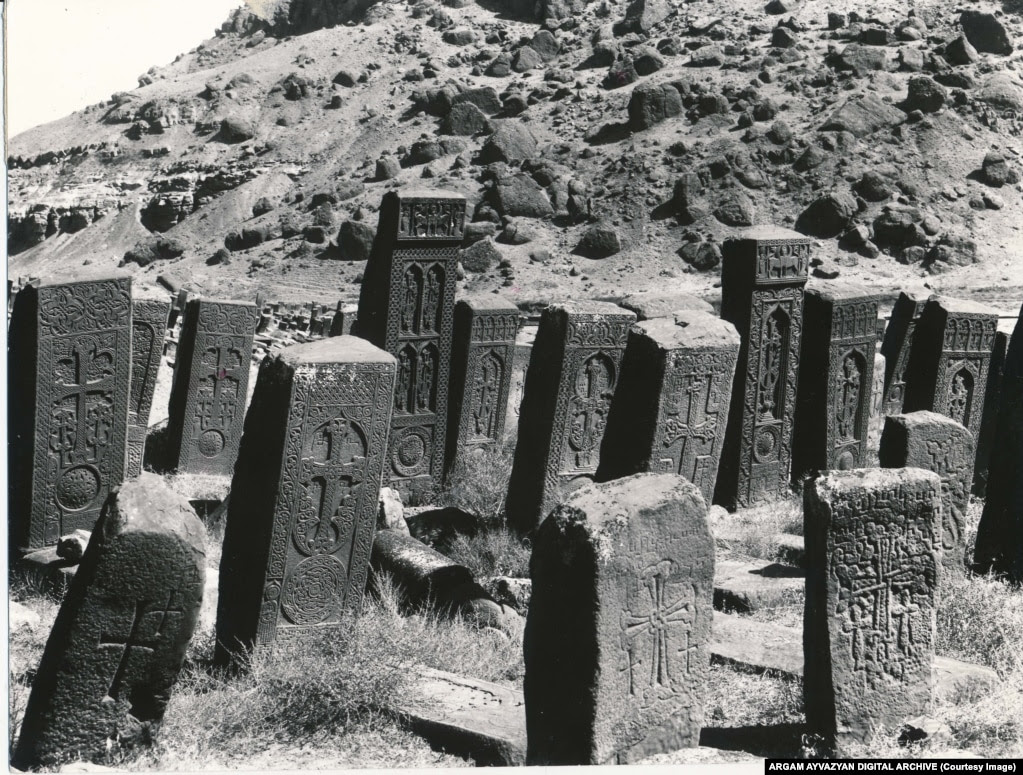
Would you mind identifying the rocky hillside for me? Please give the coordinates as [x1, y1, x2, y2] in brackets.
[8, 0, 1023, 314]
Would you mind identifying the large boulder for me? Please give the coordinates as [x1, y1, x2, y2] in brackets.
[443, 102, 492, 135]
[873, 208, 926, 250]
[622, 0, 670, 32]
[905, 76, 946, 113]
[925, 235, 979, 273]
[338, 219, 375, 261]
[478, 121, 538, 164]
[960, 11, 1014, 55]
[627, 82, 684, 130]
[451, 86, 503, 115]
[575, 223, 623, 258]
[490, 174, 555, 218]
[220, 116, 255, 142]
[795, 191, 858, 238]
[820, 94, 905, 138]
[830, 44, 889, 75]
[459, 237, 503, 272]
[123, 236, 186, 266]
[976, 73, 1023, 111]
[713, 191, 756, 227]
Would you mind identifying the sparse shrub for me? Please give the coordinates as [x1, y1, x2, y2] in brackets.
[445, 527, 531, 580]
[439, 444, 513, 528]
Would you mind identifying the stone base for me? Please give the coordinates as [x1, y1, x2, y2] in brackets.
[714, 558, 804, 612]
[386, 667, 526, 766]
[710, 612, 999, 702]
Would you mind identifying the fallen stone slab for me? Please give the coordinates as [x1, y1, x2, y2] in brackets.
[714, 558, 804, 612]
[710, 613, 999, 702]
[18, 547, 78, 593]
[387, 667, 526, 766]
[771, 534, 805, 568]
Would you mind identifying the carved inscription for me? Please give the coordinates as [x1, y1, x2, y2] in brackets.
[126, 299, 170, 478]
[564, 353, 617, 473]
[755, 239, 811, 284]
[396, 198, 466, 241]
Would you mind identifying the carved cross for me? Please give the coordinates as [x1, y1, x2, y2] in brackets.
[662, 371, 720, 479]
[197, 339, 244, 433]
[297, 417, 367, 556]
[99, 592, 183, 703]
[568, 356, 613, 469]
[50, 338, 116, 467]
[946, 372, 970, 425]
[758, 314, 784, 419]
[836, 355, 861, 441]
[472, 353, 501, 439]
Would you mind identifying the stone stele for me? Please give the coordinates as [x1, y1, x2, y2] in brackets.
[126, 297, 171, 479]
[13, 473, 205, 769]
[804, 467, 941, 756]
[879, 411, 975, 570]
[524, 473, 714, 765]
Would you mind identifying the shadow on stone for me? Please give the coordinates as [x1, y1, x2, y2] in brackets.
[699, 723, 805, 758]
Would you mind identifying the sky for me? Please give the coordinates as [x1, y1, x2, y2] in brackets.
[7, 0, 245, 138]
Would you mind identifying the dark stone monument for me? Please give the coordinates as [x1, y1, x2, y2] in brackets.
[505, 301, 635, 536]
[12, 473, 205, 769]
[215, 336, 395, 663]
[904, 296, 998, 446]
[524, 473, 714, 765]
[792, 284, 881, 481]
[126, 298, 171, 479]
[715, 227, 810, 510]
[974, 328, 1008, 495]
[355, 190, 463, 496]
[446, 295, 520, 469]
[974, 303, 1023, 581]
[9, 274, 133, 553]
[881, 292, 926, 417]
[165, 298, 259, 475]
[596, 311, 740, 506]
[328, 301, 358, 337]
[879, 411, 975, 570]
[804, 468, 940, 756]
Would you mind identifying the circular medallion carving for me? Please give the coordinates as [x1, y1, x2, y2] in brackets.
[392, 429, 429, 477]
[198, 430, 226, 458]
[753, 427, 779, 462]
[56, 466, 101, 511]
[281, 555, 347, 626]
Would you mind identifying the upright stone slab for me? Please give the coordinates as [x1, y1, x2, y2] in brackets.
[881, 292, 926, 416]
[355, 190, 463, 495]
[524, 473, 714, 765]
[974, 303, 1023, 580]
[12, 473, 204, 769]
[792, 284, 881, 481]
[596, 311, 740, 506]
[904, 296, 998, 445]
[446, 295, 520, 468]
[974, 328, 1008, 495]
[868, 351, 886, 445]
[215, 337, 395, 662]
[504, 328, 535, 442]
[9, 274, 133, 553]
[715, 227, 810, 510]
[804, 468, 941, 755]
[126, 297, 171, 479]
[505, 302, 635, 535]
[165, 298, 258, 475]
[879, 412, 974, 570]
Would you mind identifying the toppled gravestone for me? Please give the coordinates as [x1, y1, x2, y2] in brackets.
[13, 473, 205, 769]
[525, 473, 714, 765]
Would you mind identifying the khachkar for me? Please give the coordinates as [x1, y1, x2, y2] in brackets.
[125, 297, 171, 478]
[215, 337, 395, 664]
[714, 227, 810, 510]
[804, 468, 941, 756]
[12, 474, 205, 769]
[165, 298, 259, 475]
[505, 302, 636, 535]
[355, 189, 463, 495]
[524, 473, 714, 765]
[904, 296, 998, 445]
[791, 284, 881, 481]
[9, 274, 133, 553]
[880, 291, 926, 416]
[879, 411, 974, 570]
[596, 311, 740, 506]
[445, 295, 520, 468]
[974, 302, 1023, 581]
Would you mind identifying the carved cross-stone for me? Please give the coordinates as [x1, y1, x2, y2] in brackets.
[99, 592, 184, 703]
[568, 356, 615, 470]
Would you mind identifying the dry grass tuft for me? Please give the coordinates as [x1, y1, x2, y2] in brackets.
[439, 443, 514, 528]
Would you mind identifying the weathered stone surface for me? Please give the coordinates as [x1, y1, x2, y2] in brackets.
[57, 529, 93, 563]
[13, 474, 204, 769]
[388, 667, 526, 766]
[974, 329, 1008, 495]
[716, 227, 810, 510]
[713, 557, 804, 613]
[597, 312, 740, 506]
[215, 337, 395, 663]
[504, 330, 535, 441]
[868, 350, 887, 445]
[628, 82, 683, 130]
[338, 219, 376, 262]
[478, 122, 538, 164]
[166, 298, 258, 475]
[575, 223, 623, 258]
[804, 468, 941, 755]
[489, 174, 554, 219]
[904, 296, 998, 444]
[880, 411, 974, 570]
[881, 291, 926, 416]
[820, 94, 905, 138]
[355, 190, 463, 496]
[9, 274, 133, 552]
[126, 298, 170, 479]
[525, 474, 714, 765]
[377, 486, 407, 533]
[506, 302, 635, 535]
[792, 284, 881, 481]
[446, 295, 520, 469]
[618, 291, 713, 320]
[443, 102, 492, 136]
[960, 11, 1014, 56]
[905, 76, 946, 114]
[974, 303, 1023, 580]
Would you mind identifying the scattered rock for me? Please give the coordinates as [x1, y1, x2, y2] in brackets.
[333, 69, 358, 87]
[976, 73, 1023, 111]
[443, 102, 492, 135]
[575, 223, 623, 258]
[873, 208, 926, 250]
[633, 46, 665, 75]
[981, 152, 1016, 187]
[905, 76, 946, 113]
[338, 219, 376, 261]
[713, 191, 756, 227]
[688, 46, 726, 67]
[498, 219, 538, 244]
[487, 52, 513, 77]
[831, 43, 888, 75]
[960, 10, 1013, 56]
[219, 116, 255, 142]
[856, 171, 893, 201]
[376, 155, 401, 180]
[944, 35, 979, 66]
[925, 234, 978, 272]
[795, 191, 858, 238]
[123, 236, 186, 267]
[622, 0, 670, 32]
[478, 121, 538, 164]
[772, 27, 798, 48]
[512, 45, 543, 72]
[529, 29, 561, 62]
[678, 240, 722, 270]
[628, 82, 684, 130]
[460, 237, 503, 272]
[443, 28, 477, 46]
[820, 94, 905, 137]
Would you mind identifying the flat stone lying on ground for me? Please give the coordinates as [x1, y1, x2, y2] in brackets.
[713, 557, 804, 613]
[13, 473, 205, 770]
[618, 290, 714, 320]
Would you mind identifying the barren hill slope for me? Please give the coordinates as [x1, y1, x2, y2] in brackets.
[9, 0, 1023, 315]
